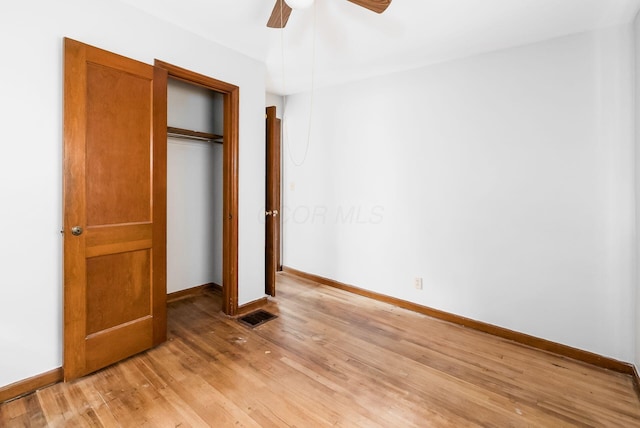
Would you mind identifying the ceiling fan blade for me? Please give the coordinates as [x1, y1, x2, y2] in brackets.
[345, 0, 392, 14]
[267, 0, 293, 28]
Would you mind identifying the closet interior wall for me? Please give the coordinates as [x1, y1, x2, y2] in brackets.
[167, 78, 224, 293]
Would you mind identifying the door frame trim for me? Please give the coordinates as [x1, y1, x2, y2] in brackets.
[155, 60, 239, 316]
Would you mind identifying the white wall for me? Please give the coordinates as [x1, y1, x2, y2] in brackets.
[266, 92, 284, 113]
[634, 12, 640, 369]
[167, 80, 223, 293]
[283, 26, 636, 361]
[0, 0, 266, 388]
[169, 78, 224, 136]
[167, 140, 223, 292]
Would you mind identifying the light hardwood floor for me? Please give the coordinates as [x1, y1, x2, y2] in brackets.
[2, 272, 640, 427]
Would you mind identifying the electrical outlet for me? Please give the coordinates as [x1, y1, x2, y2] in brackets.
[414, 277, 423, 290]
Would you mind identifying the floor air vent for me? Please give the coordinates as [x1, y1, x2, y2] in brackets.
[238, 310, 277, 328]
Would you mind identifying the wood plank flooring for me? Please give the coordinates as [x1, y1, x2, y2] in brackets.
[2, 272, 640, 426]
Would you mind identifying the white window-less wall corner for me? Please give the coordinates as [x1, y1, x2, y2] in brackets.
[282, 25, 636, 363]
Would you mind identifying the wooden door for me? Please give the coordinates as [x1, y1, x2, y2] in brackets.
[63, 38, 167, 380]
[265, 106, 281, 296]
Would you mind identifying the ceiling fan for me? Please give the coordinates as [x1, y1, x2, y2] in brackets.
[267, 0, 392, 28]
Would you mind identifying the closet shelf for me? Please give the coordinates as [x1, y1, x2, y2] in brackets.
[167, 126, 223, 143]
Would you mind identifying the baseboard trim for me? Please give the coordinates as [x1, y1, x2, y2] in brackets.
[0, 367, 63, 404]
[237, 297, 269, 315]
[167, 283, 221, 303]
[207, 283, 223, 295]
[282, 266, 636, 376]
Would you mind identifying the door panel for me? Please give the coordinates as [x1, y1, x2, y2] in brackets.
[63, 38, 167, 380]
[265, 106, 281, 296]
[85, 62, 152, 225]
[85, 250, 151, 334]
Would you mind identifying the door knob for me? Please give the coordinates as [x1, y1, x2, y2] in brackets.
[265, 210, 279, 217]
[71, 226, 83, 236]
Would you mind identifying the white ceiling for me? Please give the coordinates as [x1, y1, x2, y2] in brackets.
[117, 0, 640, 95]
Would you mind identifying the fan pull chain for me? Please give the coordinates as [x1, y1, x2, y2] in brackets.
[283, 0, 317, 167]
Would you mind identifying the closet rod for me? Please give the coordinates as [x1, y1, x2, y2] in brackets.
[167, 126, 223, 143]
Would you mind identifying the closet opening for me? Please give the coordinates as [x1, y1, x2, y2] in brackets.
[156, 60, 239, 316]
